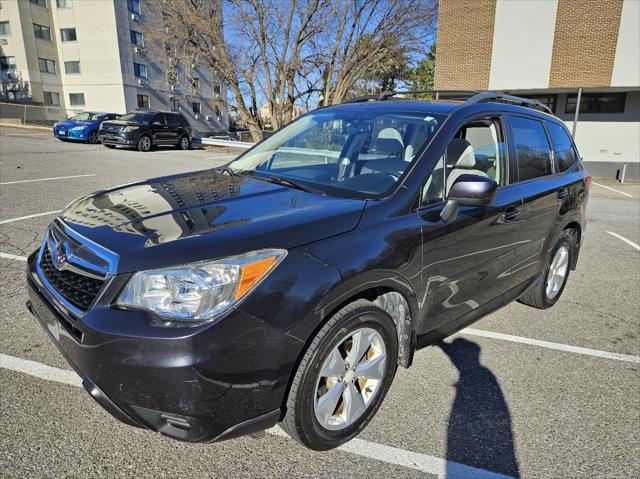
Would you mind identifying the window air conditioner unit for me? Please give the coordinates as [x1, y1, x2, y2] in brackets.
[137, 78, 146, 85]
[131, 13, 140, 22]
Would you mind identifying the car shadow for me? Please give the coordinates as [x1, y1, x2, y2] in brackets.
[438, 338, 520, 478]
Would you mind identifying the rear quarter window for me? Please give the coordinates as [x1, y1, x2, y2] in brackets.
[547, 122, 578, 171]
[511, 116, 553, 182]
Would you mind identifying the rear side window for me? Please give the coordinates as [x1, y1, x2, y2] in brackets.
[152, 113, 165, 125]
[511, 116, 553, 182]
[547, 122, 578, 171]
[165, 113, 179, 126]
[177, 114, 190, 128]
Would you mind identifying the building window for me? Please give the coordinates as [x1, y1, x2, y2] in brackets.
[213, 84, 221, 95]
[43, 91, 60, 106]
[128, 0, 141, 14]
[64, 61, 80, 74]
[523, 95, 557, 114]
[170, 97, 180, 112]
[33, 24, 52, 41]
[0, 56, 16, 71]
[30, 0, 47, 7]
[60, 28, 77, 42]
[192, 102, 201, 115]
[190, 77, 199, 90]
[133, 62, 147, 78]
[137, 94, 149, 109]
[130, 30, 143, 46]
[214, 105, 221, 116]
[69, 93, 85, 106]
[56, 0, 72, 8]
[0, 21, 10, 36]
[38, 58, 56, 74]
[565, 92, 626, 114]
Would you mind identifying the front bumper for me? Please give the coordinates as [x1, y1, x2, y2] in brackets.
[98, 131, 138, 146]
[54, 128, 90, 141]
[26, 249, 301, 442]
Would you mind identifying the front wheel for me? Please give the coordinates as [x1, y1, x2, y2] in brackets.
[137, 134, 152, 152]
[280, 299, 398, 450]
[518, 231, 573, 309]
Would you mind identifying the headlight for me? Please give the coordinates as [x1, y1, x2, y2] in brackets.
[122, 125, 139, 132]
[71, 125, 88, 131]
[117, 249, 286, 322]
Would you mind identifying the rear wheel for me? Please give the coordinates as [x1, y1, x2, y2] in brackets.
[137, 134, 152, 152]
[178, 135, 191, 150]
[280, 299, 397, 450]
[87, 131, 99, 144]
[518, 231, 573, 309]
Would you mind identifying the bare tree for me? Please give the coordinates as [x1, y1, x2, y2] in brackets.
[143, 0, 436, 141]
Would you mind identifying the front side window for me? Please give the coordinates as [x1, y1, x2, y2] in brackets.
[69, 93, 85, 106]
[547, 122, 578, 172]
[43, 91, 60, 106]
[0, 21, 10, 36]
[166, 114, 179, 126]
[120, 111, 152, 122]
[229, 109, 445, 199]
[422, 117, 508, 205]
[64, 60, 80, 74]
[38, 58, 56, 74]
[511, 116, 553, 182]
[565, 93, 626, 114]
[60, 28, 77, 42]
[34, 24, 52, 41]
[0, 56, 16, 71]
[133, 62, 146, 78]
[136, 94, 149, 109]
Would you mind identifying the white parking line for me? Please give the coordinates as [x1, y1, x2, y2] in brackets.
[0, 210, 61, 225]
[0, 252, 27, 261]
[591, 181, 634, 198]
[463, 329, 640, 364]
[606, 231, 640, 251]
[0, 352, 515, 479]
[0, 174, 96, 186]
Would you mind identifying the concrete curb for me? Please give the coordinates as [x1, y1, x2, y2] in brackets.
[0, 122, 52, 132]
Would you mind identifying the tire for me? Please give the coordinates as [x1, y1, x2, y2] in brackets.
[104, 144, 116, 149]
[280, 299, 398, 450]
[518, 230, 573, 309]
[178, 135, 191, 150]
[137, 134, 153, 152]
[87, 131, 99, 144]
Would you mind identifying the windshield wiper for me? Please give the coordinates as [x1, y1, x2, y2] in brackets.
[217, 165, 240, 176]
[263, 175, 325, 195]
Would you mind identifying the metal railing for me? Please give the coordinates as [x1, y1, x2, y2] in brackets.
[0, 102, 84, 127]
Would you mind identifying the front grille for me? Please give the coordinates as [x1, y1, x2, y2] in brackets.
[39, 246, 105, 311]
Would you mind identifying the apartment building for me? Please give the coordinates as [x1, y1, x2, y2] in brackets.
[434, 0, 640, 179]
[0, 0, 229, 134]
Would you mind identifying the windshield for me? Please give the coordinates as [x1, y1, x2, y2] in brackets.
[119, 112, 153, 123]
[229, 109, 444, 198]
[69, 112, 103, 121]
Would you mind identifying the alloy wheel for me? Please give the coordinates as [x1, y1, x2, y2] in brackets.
[88, 131, 99, 144]
[140, 136, 151, 151]
[180, 137, 189, 149]
[546, 245, 569, 299]
[314, 327, 387, 430]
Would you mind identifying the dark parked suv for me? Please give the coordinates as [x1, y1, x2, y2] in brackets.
[98, 110, 192, 151]
[26, 91, 589, 450]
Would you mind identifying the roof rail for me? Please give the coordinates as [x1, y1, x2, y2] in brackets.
[343, 89, 553, 115]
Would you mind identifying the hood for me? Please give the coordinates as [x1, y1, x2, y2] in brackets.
[60, 170, 366, 273]
[56, 120, 96, 128]
[101, 120, 138, 128]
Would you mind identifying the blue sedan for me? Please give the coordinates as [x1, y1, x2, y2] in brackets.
[53, 112, 119, 144]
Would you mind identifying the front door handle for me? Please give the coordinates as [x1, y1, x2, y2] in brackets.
[504, 206, 522, 223]
[557, 188, 569, 200]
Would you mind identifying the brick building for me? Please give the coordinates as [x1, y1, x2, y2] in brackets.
[434, 0, 640, 179]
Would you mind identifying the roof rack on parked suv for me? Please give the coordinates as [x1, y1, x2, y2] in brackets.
[344, 90, 553, 115]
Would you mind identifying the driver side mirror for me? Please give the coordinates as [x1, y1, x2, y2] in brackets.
[440, 174, 498, 223]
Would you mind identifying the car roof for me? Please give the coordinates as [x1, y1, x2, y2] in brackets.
[323, 100, 459, 115]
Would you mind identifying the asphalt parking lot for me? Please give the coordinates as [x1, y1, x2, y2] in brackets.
[1, 126, 638, 479]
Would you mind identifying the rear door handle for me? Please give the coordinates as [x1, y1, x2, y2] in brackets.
[557, 188, 569, 200]
[504, 206, 522, 223]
